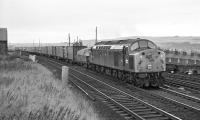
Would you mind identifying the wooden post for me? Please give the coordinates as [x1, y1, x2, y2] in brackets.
[29, 55, 31, 60]
[68, 33, 70, 46]
[62, 66, 69, 86]
[29, 55, 36, 62]
[32, 55, 36, 62]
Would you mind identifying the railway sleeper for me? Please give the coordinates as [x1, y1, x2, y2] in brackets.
[131, 108, 152, 112]
[124, 116, 133, 120]
[131, 106, 147, 109]
[142, 113, 163, 118]
[116, 110, 127, 114]
[147, 117, 170, 120]
[118, 101, 139, 105]
[137, 111, 157, 115]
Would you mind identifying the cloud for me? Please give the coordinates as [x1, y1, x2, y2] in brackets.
[1, 0, 200, 43]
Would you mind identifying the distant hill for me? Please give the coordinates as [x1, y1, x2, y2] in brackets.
[9, 36, 200, 52]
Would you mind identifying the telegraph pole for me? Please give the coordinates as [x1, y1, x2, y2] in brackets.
[68, 33, 70, 46]
[39, 38, 40, 47]
[39, 38, 41, 53]
[33, 40, 34, 47]
[95, 26, 98, 44]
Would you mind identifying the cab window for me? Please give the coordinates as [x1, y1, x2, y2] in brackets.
[139, 41, 148, 48]
[148, 41, 156, 49]
[130, 42, 139, 51]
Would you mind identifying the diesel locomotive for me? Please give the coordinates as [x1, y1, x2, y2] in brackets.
[85, 38, 166, 87]
[19, 38, 166, 88]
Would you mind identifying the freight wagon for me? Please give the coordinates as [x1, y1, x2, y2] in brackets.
[29, 45, 87, 62]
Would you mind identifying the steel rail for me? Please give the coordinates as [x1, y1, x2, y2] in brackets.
[47, 58, 182, 120]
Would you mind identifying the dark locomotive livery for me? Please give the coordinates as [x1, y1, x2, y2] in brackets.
[20, 38, 166, 88]
[88, 39, 165, 87]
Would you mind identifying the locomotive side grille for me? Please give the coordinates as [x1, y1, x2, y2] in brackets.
[129, 56, 134, 69]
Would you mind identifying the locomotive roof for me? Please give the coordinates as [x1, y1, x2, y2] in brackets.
[95, 38, 151, 46]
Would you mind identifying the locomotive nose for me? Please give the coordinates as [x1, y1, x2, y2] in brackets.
[136, 49, 165, 72]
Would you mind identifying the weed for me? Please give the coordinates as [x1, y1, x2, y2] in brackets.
[0, 55, 101, 120]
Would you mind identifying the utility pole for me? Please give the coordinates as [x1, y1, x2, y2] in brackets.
[39, 38, 40, 47]
[39, 38, 40, 53]
[95, 26, 98, 44]
[68, 33, 70, 46]
[33, 40, 34, 47]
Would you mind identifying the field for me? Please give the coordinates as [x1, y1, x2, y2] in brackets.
[0, 55, 101, 120]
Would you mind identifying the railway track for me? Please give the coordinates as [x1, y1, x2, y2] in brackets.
[168, 73, 200, 83]
[42, 57, 182, 120]
[163, 76, 200, 92]
[36, 56, 200, 120]
[160, 86, 200, 104]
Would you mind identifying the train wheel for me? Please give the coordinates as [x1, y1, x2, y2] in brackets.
[143, 79, 150, 88]
[110, 69, 113, 76]
[126, 73, 131, 84]
[133, 78, 142, 87]
[150, 80, 159, 88]
[119, 71, 125, 81]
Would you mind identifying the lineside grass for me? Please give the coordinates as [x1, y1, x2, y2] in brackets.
[0, 55, 101, 120]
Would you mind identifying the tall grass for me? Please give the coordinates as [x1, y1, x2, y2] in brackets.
[0, 55, 101, 120]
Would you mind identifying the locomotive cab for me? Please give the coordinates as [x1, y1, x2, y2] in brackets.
[128, 40, 166, 87]
[129, 40, 165, 72]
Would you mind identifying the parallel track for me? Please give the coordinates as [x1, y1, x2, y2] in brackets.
[168, 73, 200, 83]
[164, 76, 200, 92]
[160, 86, 200, 104]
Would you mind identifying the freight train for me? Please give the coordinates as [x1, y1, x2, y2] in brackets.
[19, 38, 166, 88]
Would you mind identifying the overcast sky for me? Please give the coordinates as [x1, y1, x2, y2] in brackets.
[1, 0, 200, 43]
